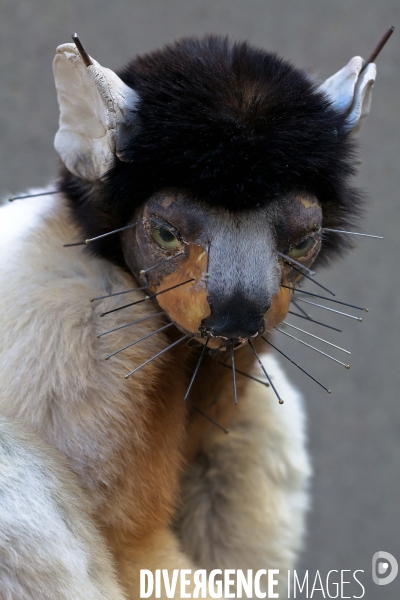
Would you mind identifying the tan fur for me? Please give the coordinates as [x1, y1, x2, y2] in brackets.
[0, 191, 311, 598]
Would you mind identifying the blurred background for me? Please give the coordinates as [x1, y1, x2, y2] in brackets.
[0, 1, 398, 597]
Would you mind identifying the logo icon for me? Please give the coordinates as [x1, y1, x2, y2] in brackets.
[372, 552, 398, 586]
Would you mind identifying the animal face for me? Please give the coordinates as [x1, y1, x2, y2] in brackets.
[120, 191, 322, 347]
[55, 35, 376, 355]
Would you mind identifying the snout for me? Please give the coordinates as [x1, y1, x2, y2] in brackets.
[200, 294, 267, 340]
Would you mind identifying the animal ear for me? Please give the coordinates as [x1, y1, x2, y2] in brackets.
[53, 43, 138, 181]
[317, 56, 376, 135]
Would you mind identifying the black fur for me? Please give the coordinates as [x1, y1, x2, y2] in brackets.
[60, 35, 363, 265]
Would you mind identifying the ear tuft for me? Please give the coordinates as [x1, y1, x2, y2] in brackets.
[53, 43, 138, 181]
[318, 56, 376, 135]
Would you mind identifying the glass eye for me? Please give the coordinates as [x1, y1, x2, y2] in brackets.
[150, 226, 180, 250]
[287, 237, 315, 259]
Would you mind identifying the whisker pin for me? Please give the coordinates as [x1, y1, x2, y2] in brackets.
[282, 284, 368, 312]
[275, 251, 315, 275]
[85, 221, 141, 244]
[282, 322, 351, 354]
[105, 322, 174, 360]
[322, 228, 383, 239]
[219, 363, 270, 387]
[8, 190, 58, 202]
[294, 298, 362, 321]
[275, 327, 350, 368]
[97, 312, 166, 338]
[140, 252, 184, 275]
[248, 341, 284, 404]
[192, 405, 229, 434]
[90, 285, 148, 302]
[262, 336, 331, 393]
[288, 311, 342, 333]
[291, 298, 313, 319]
[184, 338, 209, 400]
[124, 334, 190, 378]
[63, 241, 86, 247]
[99, 278, 194, 317]
[281, 260, 335, 296]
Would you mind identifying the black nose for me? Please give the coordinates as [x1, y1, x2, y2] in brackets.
[201, 296, 267, 339]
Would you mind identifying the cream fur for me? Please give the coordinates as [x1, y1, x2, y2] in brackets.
[0, 417, 126, 600]
[0, 191, 311, 599]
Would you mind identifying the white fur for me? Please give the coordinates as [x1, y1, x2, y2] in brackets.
[0, 417, 126, 600]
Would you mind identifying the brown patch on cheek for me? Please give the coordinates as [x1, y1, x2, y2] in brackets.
[264, 286, 292, 331]
[151, 245, 211, 334]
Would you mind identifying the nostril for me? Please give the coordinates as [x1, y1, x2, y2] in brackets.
[201, 304, 267, 340]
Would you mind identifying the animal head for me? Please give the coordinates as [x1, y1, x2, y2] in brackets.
[54, 35, 376, 352]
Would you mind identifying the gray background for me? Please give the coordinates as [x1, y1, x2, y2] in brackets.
[0, 1, 398, 597]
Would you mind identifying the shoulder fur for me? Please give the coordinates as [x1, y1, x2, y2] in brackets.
[0, 192, 188, 533]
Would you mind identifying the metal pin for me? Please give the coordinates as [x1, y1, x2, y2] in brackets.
[8, 190, 58, 202]
[248, 341, 284, 404]
[99, 278, 194, 317]
[97, 311, 166, 338]
[275, 251, 315, 276]
[291, 298, 313, 319]
[105, 322, 174, 360]
[100, 297, 148, 317]
[63, 241, 86, 247]
[220, 363, 270, 387]
[192, 405, 229, 434]
[230, 342, 238, 405]
[262, 336, 331, 393]
[282, 261, 335, 296]
[282, 285, 368, 312]
[275, 327, 350, 369]
[140, 252, 184, 275]
[90, 285, 148, 302]
[288, 310, 342, 333]
[85, 221, 141, 244]
[322, 228, 383, 239]
[184, 338, 209, 400]
[124, 334, 190, 378]
[71, 33, 93, 67]
[204, 242, 211, 279]
[282, 322, 351, 354]
[295, 298, 362, 321]
[362, 25, 395, 71]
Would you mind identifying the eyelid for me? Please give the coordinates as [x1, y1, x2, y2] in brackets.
[290, 233, 314, 250]
[294, 229, 320, 246]
[287, 232, 320, 259]
[149, 217, 181, 239]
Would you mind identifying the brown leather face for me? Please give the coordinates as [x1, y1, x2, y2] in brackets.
[148, 243, 211, 334]
[121, 191, 323, 349]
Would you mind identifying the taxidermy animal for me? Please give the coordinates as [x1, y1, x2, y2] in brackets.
[0, 31, 380, 599]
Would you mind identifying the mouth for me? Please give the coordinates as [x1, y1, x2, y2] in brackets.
[196, 326, 264, 351]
